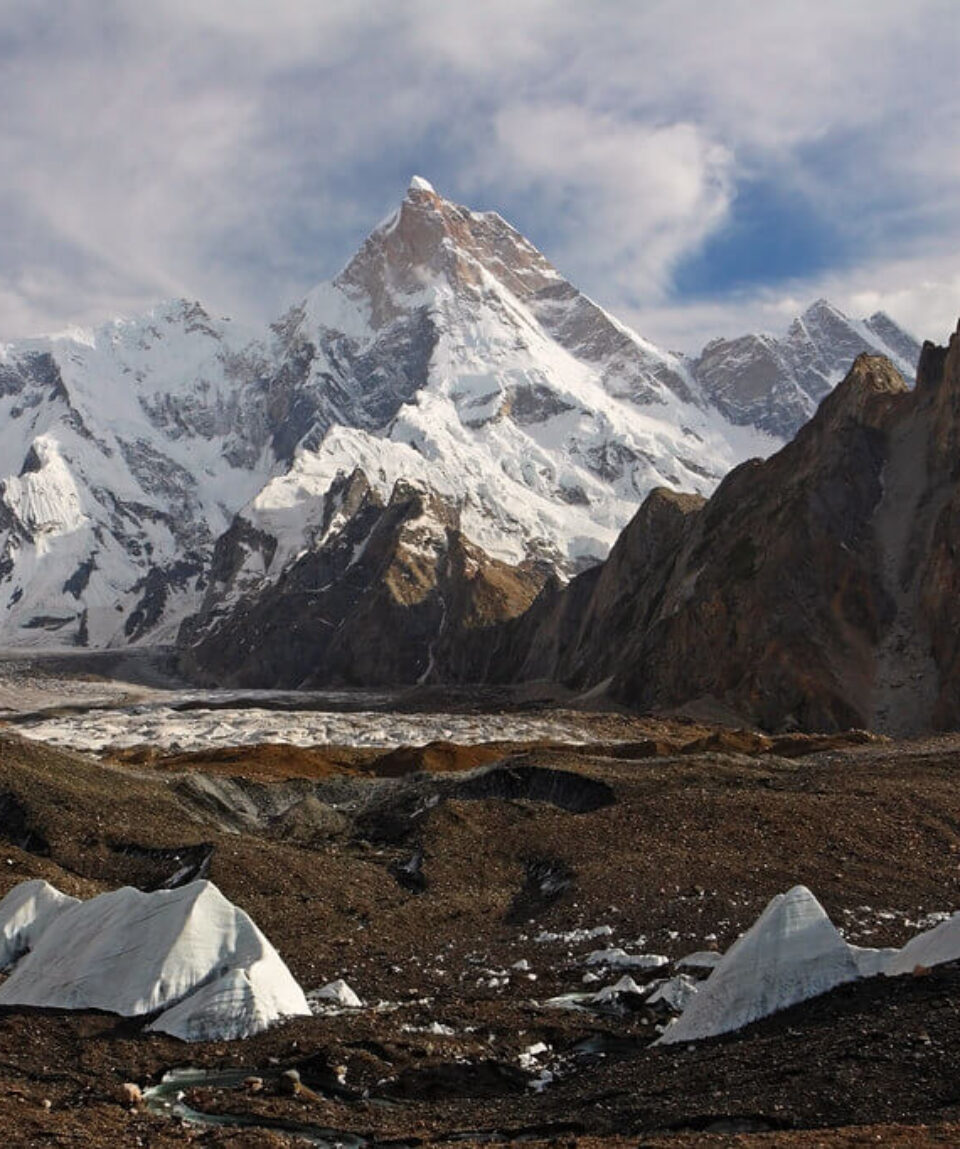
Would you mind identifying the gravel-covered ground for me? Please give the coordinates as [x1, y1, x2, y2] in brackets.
[1, 705, 960, 1146]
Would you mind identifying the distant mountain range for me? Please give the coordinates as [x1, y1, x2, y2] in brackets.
[0, 177, 921, 670]
[691, 299, 920, 438]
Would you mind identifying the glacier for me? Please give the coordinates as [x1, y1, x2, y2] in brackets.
[0, 879, 310, 1041]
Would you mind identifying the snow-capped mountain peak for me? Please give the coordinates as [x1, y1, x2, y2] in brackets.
[408, 174, 437, 195]
[212, 185, 775, 613]
[327, 176, 566, 334]
[0, 181, 922, 656]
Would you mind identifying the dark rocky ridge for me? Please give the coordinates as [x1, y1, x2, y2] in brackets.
[439, 324, 960, 735]
[180, 473, 547, 688]
[692, 299, 921, 439]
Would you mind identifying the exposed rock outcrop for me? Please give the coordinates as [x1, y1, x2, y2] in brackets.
[181, 476, 546, 688]
[692, 299, 920, 439]
[465, 325, 960, 735]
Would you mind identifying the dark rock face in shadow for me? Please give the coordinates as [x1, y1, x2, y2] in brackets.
[180, 478, 545, 690]
[108, 842, 215, 891]
[505, 857, 575, 924]
[0, 790, 50, 856]
[352, 763, 616, 848]
[449, 764, 614, 812]
[454, 327, 960, 735]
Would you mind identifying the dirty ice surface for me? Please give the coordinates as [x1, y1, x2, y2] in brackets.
[8, 692, 609, 753]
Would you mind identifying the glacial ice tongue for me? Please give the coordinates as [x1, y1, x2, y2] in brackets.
[656, 885, 860, 1045]
[0, 879, 309, 1041]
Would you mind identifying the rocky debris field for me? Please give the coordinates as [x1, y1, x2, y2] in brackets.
[1, 720, 960, 1145]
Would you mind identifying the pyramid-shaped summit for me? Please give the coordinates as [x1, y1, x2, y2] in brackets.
[657, 885, 860, 1044]
[328, 172, 593, 331]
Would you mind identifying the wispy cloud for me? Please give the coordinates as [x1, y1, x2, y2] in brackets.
[479, 106, 733, 302]
[0, 0, 956, 349]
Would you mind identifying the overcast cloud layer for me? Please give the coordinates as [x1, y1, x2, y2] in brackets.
[1, 0, 958, 351]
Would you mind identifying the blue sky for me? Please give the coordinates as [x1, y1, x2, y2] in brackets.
[0, 0, 958, 352]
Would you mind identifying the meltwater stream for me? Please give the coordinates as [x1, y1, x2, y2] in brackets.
[143, 1067, 383, 1146]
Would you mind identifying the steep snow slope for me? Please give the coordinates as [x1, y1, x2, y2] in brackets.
[0, 303, 278, 648]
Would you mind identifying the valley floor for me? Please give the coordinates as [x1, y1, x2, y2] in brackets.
[0, 656, 959, 1146]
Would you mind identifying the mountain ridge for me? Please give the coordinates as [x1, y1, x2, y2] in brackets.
[444, 323, 960, 735]
[0, 180, 921, 659]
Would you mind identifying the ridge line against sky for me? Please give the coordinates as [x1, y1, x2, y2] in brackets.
[1, 0, 958, 353]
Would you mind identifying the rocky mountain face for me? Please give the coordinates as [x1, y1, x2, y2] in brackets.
[0, 178, 774, 655]
[465, 323, 960, 735]
[691, 299, 920, 439]
[0, 177, 922, 673]
[180, 472, 546, 688]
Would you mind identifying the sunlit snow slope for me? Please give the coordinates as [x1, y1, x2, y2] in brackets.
[0, 304, 277, 647]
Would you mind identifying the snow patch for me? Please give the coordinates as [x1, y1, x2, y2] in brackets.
[408, 175, 437, 194]
[584, 947, 669, 970]
[308, 978, 363, 1010]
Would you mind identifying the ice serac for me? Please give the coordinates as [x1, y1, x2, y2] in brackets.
[657, 886, 859, 1044]
[147, 968, 298, 1042]
[886, 910, 960, 976]
[691, 299, 921, 439]
[0, 879, 309, 1040]
[0, 879, 80, 971]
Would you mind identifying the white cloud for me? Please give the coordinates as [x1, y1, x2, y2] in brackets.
[628, 255, 960, 356]
[482, 106, 733, 301]
[0, 0, 956, 350]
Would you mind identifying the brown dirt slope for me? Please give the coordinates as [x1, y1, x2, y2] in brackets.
[1, 729, 960, 1145]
